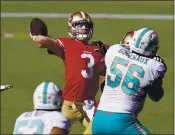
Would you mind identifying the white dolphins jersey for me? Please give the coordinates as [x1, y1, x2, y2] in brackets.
[98, 44, 166, 115]
[13, 110, 70, 134]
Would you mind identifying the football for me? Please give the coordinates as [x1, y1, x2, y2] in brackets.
[30, 18, 48, 36]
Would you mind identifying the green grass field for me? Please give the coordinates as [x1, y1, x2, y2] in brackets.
[1, 1, 174, 134]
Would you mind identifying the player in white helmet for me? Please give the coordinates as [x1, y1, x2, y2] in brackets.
[13, 81, 70, 135]
[92, 28, 167, 134]
[130, 28, 159, 57]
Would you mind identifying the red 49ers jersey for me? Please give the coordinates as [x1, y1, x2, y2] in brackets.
[56, 37, 109, 101]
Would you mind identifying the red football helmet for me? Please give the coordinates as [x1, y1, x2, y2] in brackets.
[68, 11, 93, 43]
[120, 31, 135, 49]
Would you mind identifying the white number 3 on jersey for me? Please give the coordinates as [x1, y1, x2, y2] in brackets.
[81, 53, 95, 78]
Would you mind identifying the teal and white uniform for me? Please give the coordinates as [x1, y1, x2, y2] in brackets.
[13, 111, 70, 134]
[92, 44, 166, 134]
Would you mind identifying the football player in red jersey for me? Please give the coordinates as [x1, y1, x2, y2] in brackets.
[30, 11, 109, 129]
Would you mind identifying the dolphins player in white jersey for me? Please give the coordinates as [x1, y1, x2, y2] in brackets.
[92, 28, 167, 134]
[13, 81, 70, 135]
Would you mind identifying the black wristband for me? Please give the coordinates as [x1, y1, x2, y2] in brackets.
[47, 49, 55, 55]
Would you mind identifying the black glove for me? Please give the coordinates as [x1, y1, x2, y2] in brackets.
[153, 55, 167, 71]
[47, 49, 55, 55]
[91, 40, 107, 54]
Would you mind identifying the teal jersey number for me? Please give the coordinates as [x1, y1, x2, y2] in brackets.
[107, 56, 145, 95]
[107, 57, 129, 88]
[14, 120, 28, 134]
[14, 119, 43, 134]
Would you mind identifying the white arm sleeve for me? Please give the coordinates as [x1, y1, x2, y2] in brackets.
[51, 112, 70, 132]
[150, 61, 166, 85]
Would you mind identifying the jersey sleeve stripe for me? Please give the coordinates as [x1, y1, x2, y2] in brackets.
[56, 39, 64, 48]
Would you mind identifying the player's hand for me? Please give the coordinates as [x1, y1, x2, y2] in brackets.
[154, 55, 167, 71]
[29, 18, 48, 41]
[91, 40, 107, 54]
[30, 18, 48, 36]
[29, 32, 37, 41]
[29, 32, 54, 55]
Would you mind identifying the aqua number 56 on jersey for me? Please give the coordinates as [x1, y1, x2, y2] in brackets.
[107, 56, 145, 95]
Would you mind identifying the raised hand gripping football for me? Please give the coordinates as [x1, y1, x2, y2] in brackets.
[29, 18, 54, 54]
[30, 18, 48, 37]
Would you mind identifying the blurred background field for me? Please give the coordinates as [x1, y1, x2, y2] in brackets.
[1, 1, 174, 134]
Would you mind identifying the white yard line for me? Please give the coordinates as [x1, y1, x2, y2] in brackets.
[1, 12, 173, 20]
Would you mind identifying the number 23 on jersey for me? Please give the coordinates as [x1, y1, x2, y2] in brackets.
[107, 56, 145, 95]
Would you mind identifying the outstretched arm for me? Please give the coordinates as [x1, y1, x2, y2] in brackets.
[30, 34, 62, 57]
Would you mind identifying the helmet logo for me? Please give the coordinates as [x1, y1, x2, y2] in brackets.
[140, 41, 146, 49]
[149, 32, 158, 45]
[141, 41, 145, 46]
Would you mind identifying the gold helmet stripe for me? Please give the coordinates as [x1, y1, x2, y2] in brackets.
[80, 11, 86, 18]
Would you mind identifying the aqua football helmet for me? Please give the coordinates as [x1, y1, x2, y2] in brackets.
[130, 28, 159, 57]
[33, 81, 62, 110]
